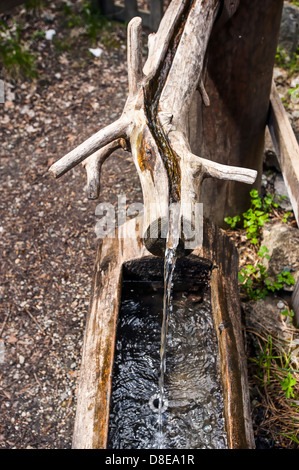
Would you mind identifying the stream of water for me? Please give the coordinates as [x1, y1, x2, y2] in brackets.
[156, 208, 180, 447]
[157, 245, 177, 448]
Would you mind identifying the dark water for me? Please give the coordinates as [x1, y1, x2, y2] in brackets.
[107, 280, 227, 449]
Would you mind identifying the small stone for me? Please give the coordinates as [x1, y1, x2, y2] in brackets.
[277, 301, 285, 309]
[18, 355, 25, 365]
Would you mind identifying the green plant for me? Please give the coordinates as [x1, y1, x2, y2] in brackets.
[251, 335, 298, 399]
[223, 214, 240, 229]
[281, 428, 299, 445]
[281, 372, 297, 399]
[250, 331, 299, 447]
[0, 20, 37, 79]
[225, 189, 293, 245]
[282, 211, 293, 223]
[24, 0, 44, 9]
[251, 335, 279, 385]
[31, 30, 45, 41]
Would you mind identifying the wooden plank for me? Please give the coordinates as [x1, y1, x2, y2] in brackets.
[72, 218, 149, 449]
[268, 81, 299, 225]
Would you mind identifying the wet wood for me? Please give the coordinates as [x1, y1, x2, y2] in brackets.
[268, 81, 299, 225]
[72, 216, 255, 449]
[72, 218, 148, 449]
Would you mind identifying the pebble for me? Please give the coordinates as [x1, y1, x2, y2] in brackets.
[277, 301, 285, 309]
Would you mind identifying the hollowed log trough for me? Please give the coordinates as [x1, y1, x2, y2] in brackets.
[72, 216, 254, 449]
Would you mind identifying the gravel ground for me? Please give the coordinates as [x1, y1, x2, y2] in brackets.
[0, 1, 142, 449]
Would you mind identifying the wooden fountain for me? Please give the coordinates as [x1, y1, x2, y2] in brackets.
[48, 0, 294, 449]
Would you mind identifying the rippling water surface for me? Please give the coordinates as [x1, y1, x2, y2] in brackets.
[107, 280, 227, 449]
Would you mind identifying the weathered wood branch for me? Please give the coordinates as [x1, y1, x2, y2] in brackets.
[49, 118, 130, 178]
[49, 0, 257, 253]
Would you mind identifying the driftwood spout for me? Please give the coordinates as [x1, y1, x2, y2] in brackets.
[72, 216, 255, 449]
[49, 0, 257, 256]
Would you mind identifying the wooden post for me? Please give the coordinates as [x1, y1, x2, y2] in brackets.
[292, 278, 299, 327]
[188, 0, 284, 226]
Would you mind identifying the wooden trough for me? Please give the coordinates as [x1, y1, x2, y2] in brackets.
[46, 0, 299, 449]
[72, 216, 255, 449]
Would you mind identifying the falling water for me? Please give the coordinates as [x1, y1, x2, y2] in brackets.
[157, 245, 177, 447]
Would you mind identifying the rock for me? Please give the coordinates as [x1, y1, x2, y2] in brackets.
[277, 300, 285, 309]
[273, 174, 293, 211]
[272, 67, 286, 81]
[262, 222, 299, 288]
[88, 48, 103, 58]
[278, 3, 299, 59]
